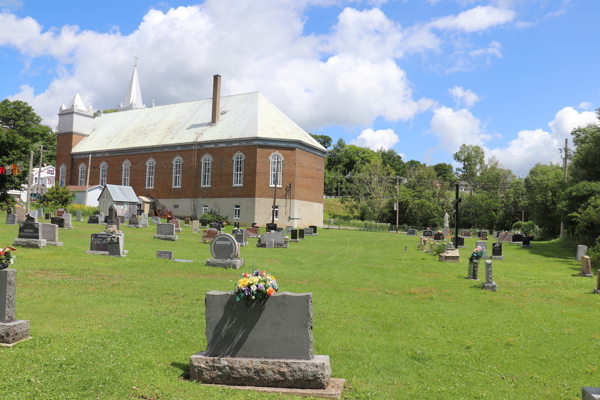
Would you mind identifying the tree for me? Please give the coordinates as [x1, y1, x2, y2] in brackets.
[524, 163, 564, 238]
[570, 110, 600, 183]
[309, 134, 332, 150]
[378, 148, 406, 177]
[0, 99, 56, 205]
[42, 185, 72, 207]
[346, 159, 395, 222]
[453, 144, 485, 184]
[433, 163, 456, 184]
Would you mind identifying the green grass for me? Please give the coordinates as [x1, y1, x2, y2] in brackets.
[0, 214, 597, 399]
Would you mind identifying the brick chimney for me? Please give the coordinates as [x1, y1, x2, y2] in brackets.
[211, 75, 221, 124]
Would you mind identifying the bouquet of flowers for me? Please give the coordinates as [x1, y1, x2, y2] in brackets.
[235, 270, 279, 302]
[106, 228, 120, 234]
[471, 246, 485, 259]
[0, 246, 16, 270]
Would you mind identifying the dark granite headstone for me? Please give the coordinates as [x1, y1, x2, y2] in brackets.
[211, 234, 238, 259]
[200, 219, 208, 226]
[18, 221, 40, 239]
[512, 233, 523, 242]
[453, 236, 465, 247]
[277, 227, 284, 232]
[51, 217, 64, 228]
[25, 215, 35, 222]
[90, 233, 110, 252]
[185, 217, 190, 226]
[7, 207, 13, 214]
[128, 215, 139, 227]
[492, 242, 502, 256]
[210, 222, 221, 230]
[45, 213, 51, 220]
[251, 222, 257, 228]
[234, 222, 240, 229]
[266, 223, 277, 232]
[309, 225, 318, 234]
[291, 229, 298, 240]
[481, 231, 489, 240]
[88, 215, 99, 224]
[522, 236, 532, 246]
[6, 213, 16, 225]
[299, 229, 305, 239]
[434, 232, 444, 241]
[407, 229, 417, 236]
[423, 230, 433, 237]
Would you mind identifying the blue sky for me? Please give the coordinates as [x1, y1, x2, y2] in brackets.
[0, 0, 599, 175]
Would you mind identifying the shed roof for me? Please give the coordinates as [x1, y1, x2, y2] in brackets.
[100, 184, 139, 203]
[71, 92, 326, 154]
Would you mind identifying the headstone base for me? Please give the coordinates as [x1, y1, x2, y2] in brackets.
[0, 319, 29, 345]
[140, 224, 149, 228]
[290, 239, 300, 243]
[580, 272, 593, 278]
[175, 228, 183, 233]
[582, 386, 600, 400]
[189, 353, 331, 389]
[237, 242, 249, 247]
[438, 249, 460, 263]
[491, 256, 504, 260]
[203, 378, 345, 400]
[205, 259, 243, 269]
[85, 250, 128, 256]
[520, 244, 532, 248]
[127, 225, 141, 228]
[47, 241, 64, 247]
[483, 282, 497, 292]
[12, 238, 47, 248]
[153, 234, 179, 241]
[594, 289, 600, 294]
[256, 241, 289, 249]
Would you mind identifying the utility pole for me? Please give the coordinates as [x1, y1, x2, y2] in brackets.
[559, 138, 569, 237]
[271, 157, 279, 224]
[395, 176, 399, 232]
[454, 183, 461, 247]
[84, 154, 92, 206]
[26, 151, 34, 212]
[37, 145, 44, 197]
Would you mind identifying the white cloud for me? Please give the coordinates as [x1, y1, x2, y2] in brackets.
[579, 102, 593, 111]
[449, 86, 480, 108]
[429, 106, 491, 152]
[350, 128, 400, 150]
[487, 107, 598, 175]
[429, 6, 515, 33]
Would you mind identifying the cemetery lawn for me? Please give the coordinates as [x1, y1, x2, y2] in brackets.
[0, 216, 597, 400]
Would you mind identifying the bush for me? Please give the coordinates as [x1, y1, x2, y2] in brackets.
[68, 204, 100, 217]
[198, 211, 228, 224]
[42, 186, 72, 208]
[512, 221, 540, 237]
[0, 193, 16, 210]
[588, 237, 600, 268]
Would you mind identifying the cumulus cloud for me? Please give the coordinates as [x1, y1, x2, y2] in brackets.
[579, 102, 593, 111]
[429, 6, 515, 33]
[429, 106, 491, 152]
[449, 86, 480, 108]
[487, 107, 598, 175]
[350, 128, 399, 150]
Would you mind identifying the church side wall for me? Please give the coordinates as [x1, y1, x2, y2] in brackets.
[57, 133, 87, 186]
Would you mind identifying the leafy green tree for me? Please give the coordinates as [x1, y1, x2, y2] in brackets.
[0, 99, 56, 205]
[524, 163, 564, 238]
[378, 148, 406, 177]
[346, 159, 395, 222]
[434, 163, 456, 185]
[42, 185, 72, 208]
[453, 144, 485, 184]
[309, 134, 332, 149]
[570, 110, 600, 183]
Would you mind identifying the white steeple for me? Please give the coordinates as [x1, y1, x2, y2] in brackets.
[57, 92, 93, 135]
[119, 60, 145, 111]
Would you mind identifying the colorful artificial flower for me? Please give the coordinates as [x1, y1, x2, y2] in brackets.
[235, 270, 279, 302]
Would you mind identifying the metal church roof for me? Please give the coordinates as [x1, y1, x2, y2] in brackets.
[71, 92, 326, 155]
[100, 184, 139, 203]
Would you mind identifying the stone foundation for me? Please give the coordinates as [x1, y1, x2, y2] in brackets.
[0, 320, 29, 345]
[153, 234, 179, 241]
[189, 353, 331, 389]
[483, 282, 497, 292]
[12, 238, 46, 248]
[47, 241, 64, 247]
[491, 256, 504, 260]
[205, 259, 243, 269]
[256, 241, 289, 248]
[85, 250, 128, 257]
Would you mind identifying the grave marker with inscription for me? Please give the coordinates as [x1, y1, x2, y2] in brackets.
[0, 269, 30, 345]
[206, 233, 243, 269]
[154, 223, 178, 241]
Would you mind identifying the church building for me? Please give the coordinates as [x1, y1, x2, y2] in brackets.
[55, 66, 326, 227]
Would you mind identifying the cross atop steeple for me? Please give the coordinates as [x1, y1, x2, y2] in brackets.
[133, 54, 140, 66]
[119, 59, 146, 111]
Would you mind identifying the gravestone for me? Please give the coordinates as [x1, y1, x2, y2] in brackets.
[521, 236, 532, 248]
[170, 218, 182, 233]
[580, 256, 593, 277]
[404, 246, 408, 251]
[62, 213, 73, 229]
[251, 222, 257, 228]
[5, 213, 16, 225]
[156, 250, 173, 260]
[446, 241, 454, 250]
[200, 219, 208, 227]
[45, 213, 51, 221]
[51, 217, 64, 228]
[423, 229, 433, 237]
[476, 240, 488, 257]
[277, 227, 284, 233]
[90, 233, 110, 252]
[491, 242, 504, 260]
[234, 222, 240, 229]
[232, 228, 248, 247]
[266, 223, 277, 232]
[304, 227, 315, 236]
[434, 232, 444, 241]
[291, 229, 298, 241]
[37, 208, 44, 218]
[453, 236, 466, 248]
[286, 226, 293, 233]
[7, 207, 13, 214]
[13, 221, 46, 249]
[477, 230, 489, 240]
[25, 214, 36, 223]
[210, 222, 222, 231]
[56, 208, 64, 217]
[41, 223, 62, 246]
[117, 215, 125, 224]
[190, 291, 333, 390]
[185, 217, 191, 226]
[407, 229, 417, 236]
[299, 228, 305, 239]
[443, 212, 449, 237]
[259, 231, 288, 248]
[107, 235, 123, 256]
[439, 247, 460, 263]
[28, 210, 38, 220]
[596, 273, 600, 295]
[76, 211, 82, 222]
[582, 387, 600, 400]
[15, 207, 26, 222]
[467, 258, 479, 280]
[576, 245, 587, 261]
[266, 239, 275, 248]
[202, 229, 219, 243]
[247, 227, 260, 238]
[483, 260, 497, 291]
[192, 220, 200, 233]
[206, 234, 243, 269]
[88, 215, 99, 224]
[128, 215, 139, 228]
[140, 213, 149, 228]
[498, 232, 512, 242]
[98, 213, 104, 222]
[106, 205, 118, 225]
[154, 223, 178, 241]
[309, 225, 318, 235]
[512, 233, 523, 243]
[152, 216, 160, 224]
[0, 269, 30, 345]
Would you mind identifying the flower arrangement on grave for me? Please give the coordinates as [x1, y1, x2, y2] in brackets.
[106, 227, 121, 234]
[471, 246, 485, 260]
[0, 246, 16, 270]
[235, 271, 279, 302]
